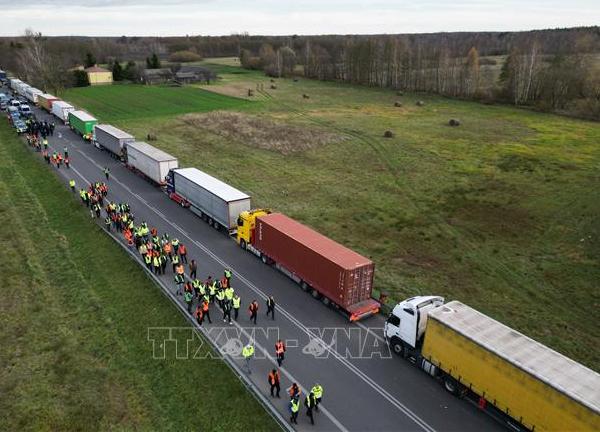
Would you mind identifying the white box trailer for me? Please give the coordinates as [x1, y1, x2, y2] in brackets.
[51, 101, 75, 124]
[9, 79, 22, 91]
[24, 87, 43, 104]
[17, 83, 31, 97]
[125, 141, 178, 185]
[94, 124, 135, 158]
[166, 167, 251, 232]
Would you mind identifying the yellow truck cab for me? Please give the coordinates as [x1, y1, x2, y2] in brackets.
[236, 209, 270, 252]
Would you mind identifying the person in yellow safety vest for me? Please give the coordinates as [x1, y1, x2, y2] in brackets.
[289, 396, 300, 425]
[208, 279, 217, 303]
[192, 278, 201, 298]
[152, 254, 161, 275]
[311, 384, 323, 412]
[171, 238, 180, 255]
[69, 179, 76, 192]
[232, 294, 241, 321]
[171, 253, 180, 273]
[144, 253, 152, 269]
[215, 288, 225, 309]
[225, 286, 234, 302]
[242, 343, 254, 374]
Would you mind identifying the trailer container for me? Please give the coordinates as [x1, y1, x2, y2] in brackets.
[94, 124, 135, 158]
[385, 297, 600, 431]
[38, 93, 59, 112]
[252, 213, 379, 320]
[166, 167, 250, 232]
[16, 83, 30, 97]
[126, 141, 178, 185]
[9, 78, 22, 91]
[24, 87, 43, 104]
[51, 101, 75, 124]
[68, 110, 97, 140]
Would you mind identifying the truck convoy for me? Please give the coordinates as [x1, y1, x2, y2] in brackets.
[126, 141, 178, 184]
[384, 296, 600, 431]
[94, 124, 135, 159]
[68, 110, 97, 140]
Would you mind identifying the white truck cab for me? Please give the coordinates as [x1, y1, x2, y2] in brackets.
[384, 295, 444, 355]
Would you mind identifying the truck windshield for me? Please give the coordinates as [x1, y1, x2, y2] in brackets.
[387, 314, 400, 327]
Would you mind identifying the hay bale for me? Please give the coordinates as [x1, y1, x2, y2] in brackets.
[147, 133, 157, 141]
[416, 100, 425, 106]
[448, 118, 461, 127]
[383, 130, 394, 138]
[247, 89, 254, 97]
[303, 94, 310, 99]
[394, 101, 403, 107]
[396, 91, 404, 96]
[270, 84, 277, 90]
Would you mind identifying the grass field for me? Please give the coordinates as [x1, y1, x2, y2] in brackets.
[62, 60, 600, 370]
[61, 84, 247, 122]
[0, 121, 278, 431]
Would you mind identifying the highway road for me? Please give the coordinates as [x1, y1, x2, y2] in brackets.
[14, 93, 505, 432]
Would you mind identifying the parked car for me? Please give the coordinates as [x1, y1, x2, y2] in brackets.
[13, 119, 27, 134]
[19, 104, 32, 117]
[0, 101, 7, 111]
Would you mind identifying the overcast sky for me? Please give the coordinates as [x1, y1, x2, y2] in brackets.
[0, 0, 597, 36]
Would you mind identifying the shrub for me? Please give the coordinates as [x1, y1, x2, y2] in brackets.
[169, 50, 203, 63]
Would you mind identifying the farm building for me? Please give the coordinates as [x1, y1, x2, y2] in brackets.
[143, 68, 173, 85]
[85, 65, 113, 86]
[174, 66, 216, 84]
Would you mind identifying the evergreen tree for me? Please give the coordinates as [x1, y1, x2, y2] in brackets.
[84, 52, 96, 68]
[112, 60, 123, 81]
[151, 53, 161, 68]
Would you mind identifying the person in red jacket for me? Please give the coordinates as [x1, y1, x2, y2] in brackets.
[248, 300, 259, 325]
[178, 243, 188, 263]
[268, 369, 281, 398]
[275, 339, 286, 367]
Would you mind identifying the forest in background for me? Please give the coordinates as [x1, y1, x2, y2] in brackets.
[1, 27, 599, 119]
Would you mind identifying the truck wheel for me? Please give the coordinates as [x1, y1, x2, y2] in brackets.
[443, 376, 459, 395]
[322, 297, 331, 306]
[261, 254, 268, 264]
[180, 200, 185, 207]
[208, 217, 213, 226]
[390, 339, 404, 356]
[213, 221, 220, 231]
[311, 289, 321, 299]
[240, 239, 247, 250]
[300, 281, 309, 292]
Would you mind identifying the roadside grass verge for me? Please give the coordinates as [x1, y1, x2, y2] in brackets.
[0, 121, 278, 431]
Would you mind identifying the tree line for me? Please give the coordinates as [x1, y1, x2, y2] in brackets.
[1, 27, 598, 119]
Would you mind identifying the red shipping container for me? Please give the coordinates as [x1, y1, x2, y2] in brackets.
[254, 213, 379, 320]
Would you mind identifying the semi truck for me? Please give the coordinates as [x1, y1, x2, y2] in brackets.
[38, 93, 59, 112]
[16, 82, 30, 97]
[68, 110, 97, 140]
[384, 296, 600, 431]
[51, 101, 75, 124]
[9, 78, 22, 91]
[94, 124, 135, 159]
[126, 141, 178, 185]
[167, 167, 251, 232]
[238, 211, 379, 321]
[24, 87, 43, 105]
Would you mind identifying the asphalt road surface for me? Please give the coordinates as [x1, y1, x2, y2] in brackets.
[12, 93, 505, 432]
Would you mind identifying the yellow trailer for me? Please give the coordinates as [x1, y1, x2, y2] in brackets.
[422, 301, 600, 431]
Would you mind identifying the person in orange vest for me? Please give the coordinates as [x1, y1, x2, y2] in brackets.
[194, 304, 204, 325]
[248, 300, 259, 325]
[268, 369, 281, 398]
[202, 299, 211, 324]
[288, 382, 301, 399]
[275, 339, 286, 367]
[163, 241, 172, 260]
[178, 243, 188, 263]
